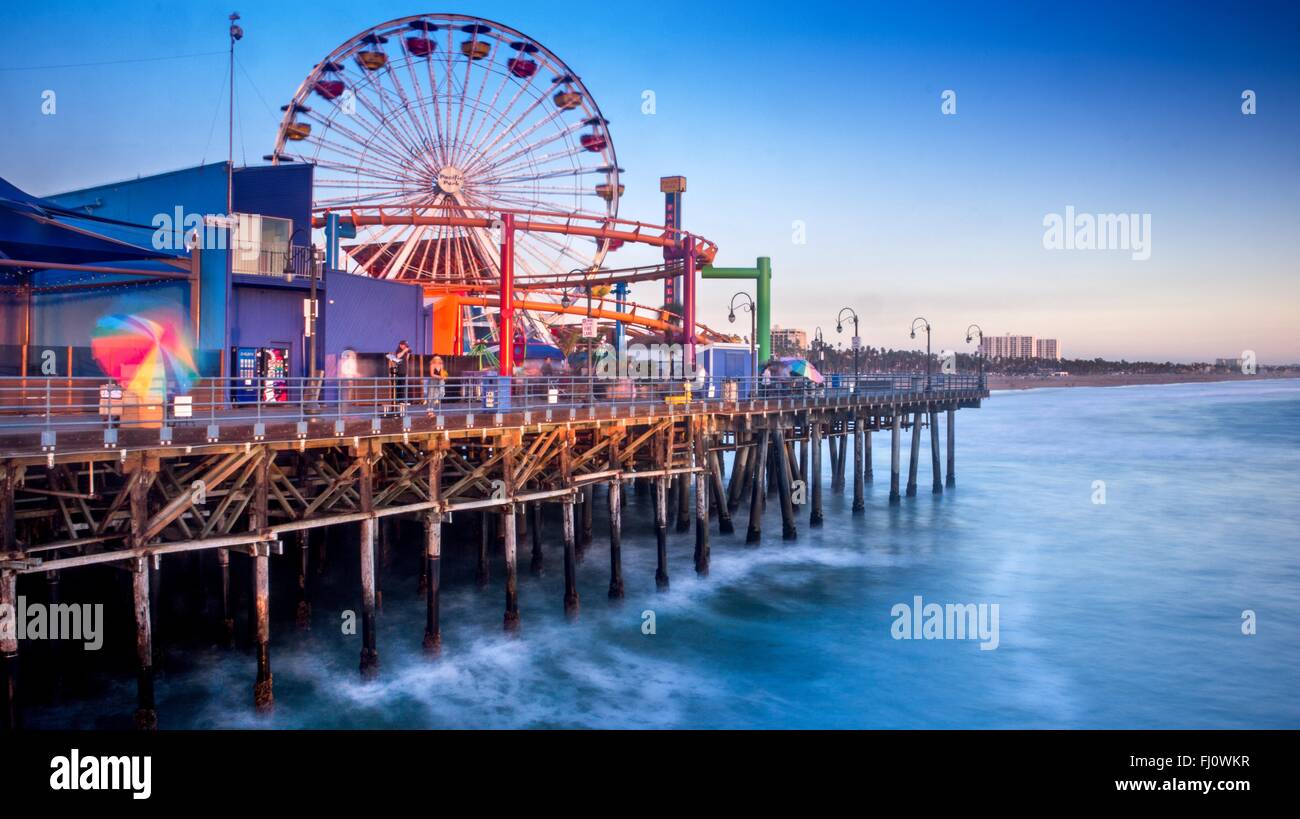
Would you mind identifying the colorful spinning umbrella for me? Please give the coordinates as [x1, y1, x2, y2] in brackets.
[91, 312, 198, 401]
[781, 357, 825, 384]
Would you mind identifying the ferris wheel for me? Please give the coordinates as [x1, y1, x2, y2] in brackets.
[271, 13, 622, 349]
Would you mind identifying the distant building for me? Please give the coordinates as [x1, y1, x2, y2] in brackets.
[1035, 338, 1061, 360]
[771, 325, 808, 356]
[1215, 358, 1243, 368]
[980, 334, 1036, 360]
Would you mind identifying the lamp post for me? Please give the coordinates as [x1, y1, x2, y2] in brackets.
[728, 292, 757, 380]
[836, 307, 860, 383]
[965, 323, 984, 387]
[813, 326, 825, 364]
[910, 317, 932, 392]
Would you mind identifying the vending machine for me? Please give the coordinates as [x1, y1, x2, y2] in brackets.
[231, 346, 291, 404]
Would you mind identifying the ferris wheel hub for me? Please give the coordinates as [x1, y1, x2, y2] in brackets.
[435, 166, 465, 195]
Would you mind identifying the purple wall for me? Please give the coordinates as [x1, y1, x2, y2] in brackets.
[323, 270, 427, 363]
[231, 282, 306, 376]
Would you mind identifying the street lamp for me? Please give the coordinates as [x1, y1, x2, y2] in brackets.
[910, 317, 932, 392]
[836, 307, 860, 382]
[728, 291, 757, 380]
[813, 326, 825, 364]
[965, 323, 984, 386]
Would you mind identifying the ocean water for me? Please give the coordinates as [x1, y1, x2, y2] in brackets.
[25, 379, 1300, 728]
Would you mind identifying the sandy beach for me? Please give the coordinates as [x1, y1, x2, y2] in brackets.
[987, 372, 1299, 391]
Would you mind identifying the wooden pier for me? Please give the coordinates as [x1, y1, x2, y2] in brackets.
[0, 376, 985, 728]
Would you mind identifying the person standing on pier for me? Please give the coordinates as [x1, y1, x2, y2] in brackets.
[424, 355, 447, 406]
[390, 340, 411, 405]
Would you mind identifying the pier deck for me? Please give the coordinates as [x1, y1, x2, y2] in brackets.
[0, 372, 986, 728]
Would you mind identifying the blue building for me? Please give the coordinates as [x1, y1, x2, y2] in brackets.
[1, 161, 429, 383]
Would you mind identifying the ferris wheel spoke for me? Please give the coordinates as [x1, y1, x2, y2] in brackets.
[463, 107, 571, 178]
[383, 61, 440, 161]
[475, 143, 594, 188]
[417, 57, 451, 169]
[334, 66, 434, 172]
[297, 109, 417, 174]
[372, 223, 420, 280]
[460, 90, 554, 177]
[462, 73, 541, 169]
[411, 224, 438, 282]
[343, 63, 431, 164]
[480, 183, 592, 197]
[486, 164, 612, 185]
[486, 146, 596, 186]
[308, 154, 414, 184]
[461, 60, 533, 168]
[523, 231, 594, 270]
[398, 56, 449, 169]
[314, 190, 429, 210]
[450, 37, 499, 169]
[297, 108, 423, 182]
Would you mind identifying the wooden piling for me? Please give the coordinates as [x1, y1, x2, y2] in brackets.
[708, 448, 734, 535]
[865, 419, 874, 483]
[560, 431, 579, 616]
[799, 429, 809, 491]
[946, 408, 956, 488]
[530, 500, 544, 576]
[907, 411, 923, 497]
[1, 568, 17, 730]
[607, 433, 625, 599]
[890, 412, 902, 505]
[694, 420, 711, 574]
[852, 415, 865, 514]
[251, 448, 272, 713]
[727, 429, 750, 513]
[774, 425, 797, 541]
[501, 439, 520, 632]
[579, 483, 593, 554]
[810, 417, 824, 527]
[252, 545, 272, 712]
[131, 557, 156, 730]
[675, 473, 691, 533]
[0, 463, 14, 554]
[217, 547, 234, 647]
[0, 465, 15, 723]
[746, 428, 769, 544]
[423, 448, 444, 655]
[476, 510, 490, 588]
[358, 444, 379, 679]
[827, 429, 839, 492]
[930, 409, 943, 494]
[654, 431, 670, 590]
[834, 422, 848, 493]
[295, 532, 311, 630]
[128, 454, 157, 729]
[149, 553, 163, 668]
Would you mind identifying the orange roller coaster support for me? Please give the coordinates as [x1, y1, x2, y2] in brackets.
[456, 296, 677, 334]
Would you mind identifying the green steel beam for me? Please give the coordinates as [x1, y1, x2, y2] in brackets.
[702, 257, 771, 364]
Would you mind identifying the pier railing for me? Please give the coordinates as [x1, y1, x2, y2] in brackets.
[0, 372, 985, 451]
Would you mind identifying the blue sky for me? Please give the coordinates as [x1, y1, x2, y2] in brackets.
[2, 0, 1297, 362]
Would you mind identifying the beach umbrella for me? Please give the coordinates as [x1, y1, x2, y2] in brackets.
[91, 313, 198, 401]
[781, 357, 825, 384]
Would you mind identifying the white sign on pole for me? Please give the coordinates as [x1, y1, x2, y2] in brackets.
[851, 336, 862, 351]
[581, 317, 598, 339]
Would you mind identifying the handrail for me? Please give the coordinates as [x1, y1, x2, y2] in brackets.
[0, 372, 987, 451]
